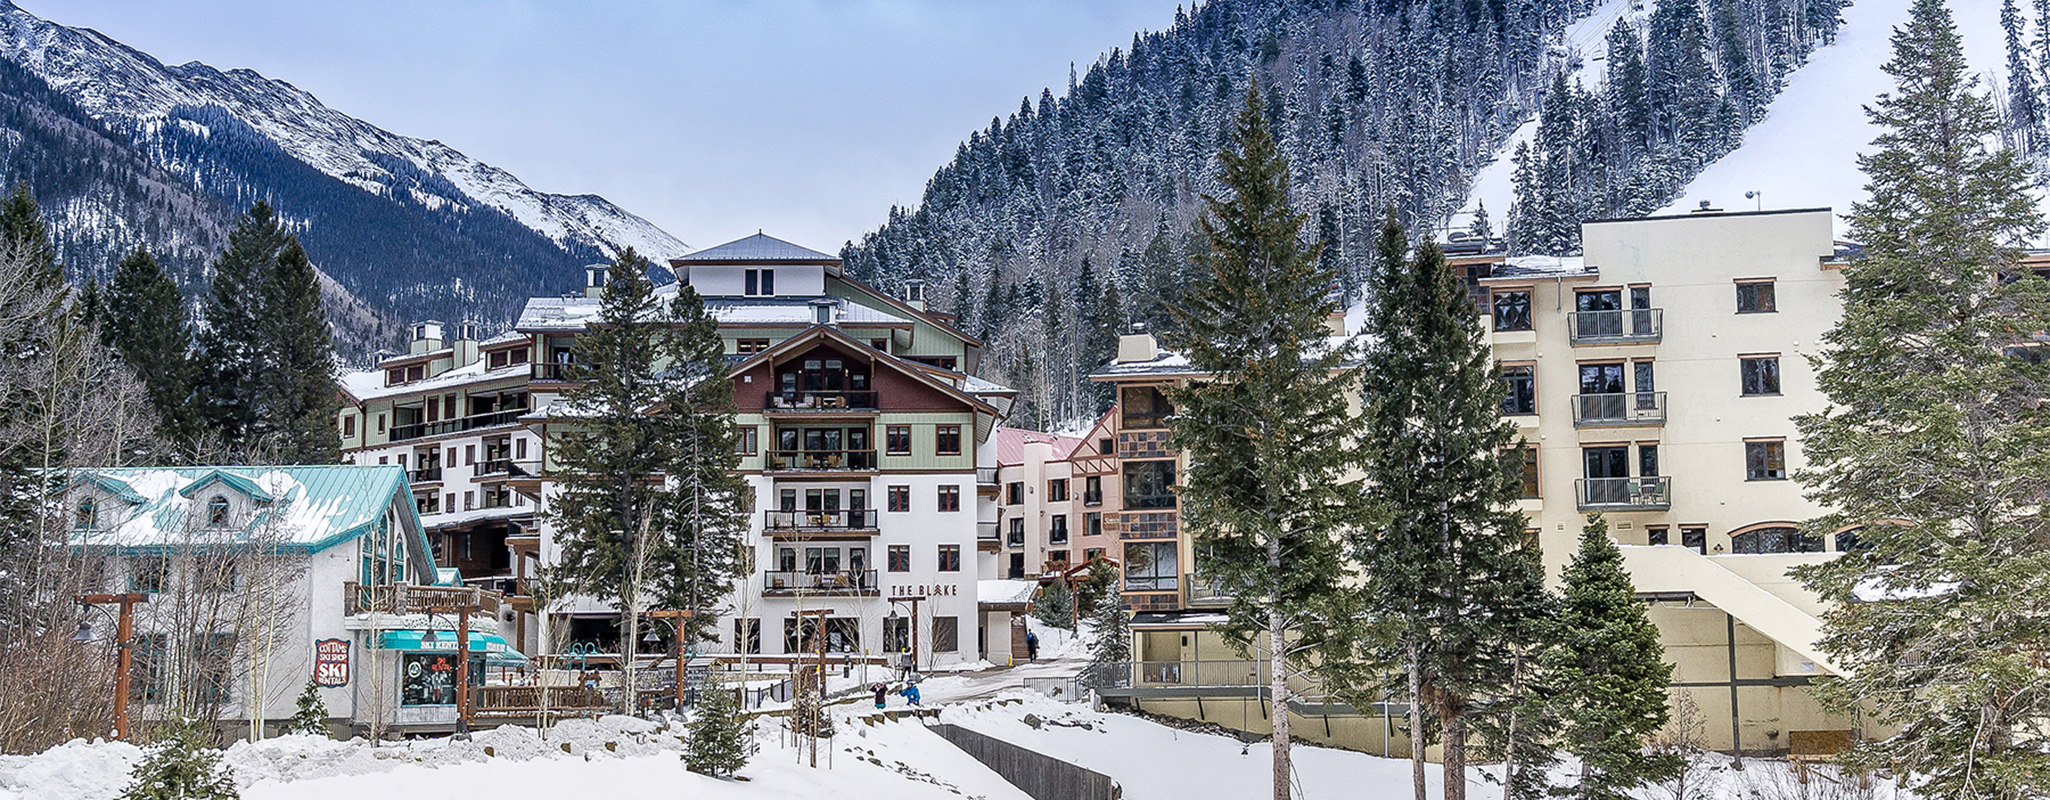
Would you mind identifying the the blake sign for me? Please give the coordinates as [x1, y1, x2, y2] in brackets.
[314, 639, 350, 687]
[888, 585, 958, 598]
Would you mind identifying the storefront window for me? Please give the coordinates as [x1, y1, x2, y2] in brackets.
[400, 652, 483, 706]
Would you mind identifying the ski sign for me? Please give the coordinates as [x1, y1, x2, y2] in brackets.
[314, 638, 350, 687]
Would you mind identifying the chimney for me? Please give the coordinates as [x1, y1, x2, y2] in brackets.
[409, 321, 444, 356]
[584, 264, 609, 298]
[1116, 322, 1158, 364]
[903, 279, 927, 312]
[450, 321, 481, 368]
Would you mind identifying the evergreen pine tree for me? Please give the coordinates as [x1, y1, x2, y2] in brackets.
[1167, 86, 1358, 800]
[1083, 575, 1132, 692]
[1792, 1, 2050, 796]
[0, 183, 59, 286]
[118, 719, 238, 800]
[1547, 514, 1678, 800]
[684, 677, 753, 778]
[197, 202, 289, 454]
[1355, 213, 1549, 800]
[653, 280, 750, 644]
[2002, 0, 2044, 155]
[1034, 579, 1075, 631]
[285, 681, 330, 738]
[255, 239, 339, 464]
[104, 247, 200, 453]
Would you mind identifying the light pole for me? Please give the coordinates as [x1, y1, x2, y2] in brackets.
[75, 593, 149, 741]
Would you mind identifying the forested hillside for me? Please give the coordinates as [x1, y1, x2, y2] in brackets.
[840, 0, 1847, 430]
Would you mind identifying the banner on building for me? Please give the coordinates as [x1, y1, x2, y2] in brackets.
[313, 638, 350, 687]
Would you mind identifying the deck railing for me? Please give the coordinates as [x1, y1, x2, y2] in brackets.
[1575, 476, 1672, 511]
[761, 569, 879, 596]
[763, 390, 878, 411]
[1571, 392, 1667, 427]
[390, 408, 525, 442]
[1567, 308, 1663, 344]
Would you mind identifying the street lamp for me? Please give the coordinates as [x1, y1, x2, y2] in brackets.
[887, 596, 924, 675]
[75, 593, 149, 741]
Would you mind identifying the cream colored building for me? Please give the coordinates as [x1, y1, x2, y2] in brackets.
[1090, 206, 1874, 756]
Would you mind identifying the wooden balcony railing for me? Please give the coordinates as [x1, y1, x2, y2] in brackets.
[468, 685, 610, 718]
[763, 390, 878, 411]
[343, 582, 503, 616]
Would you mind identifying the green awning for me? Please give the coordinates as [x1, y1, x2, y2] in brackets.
[378, 629, 518, 660]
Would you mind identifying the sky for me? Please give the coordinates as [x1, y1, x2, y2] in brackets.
[24, 0, 1187, 253]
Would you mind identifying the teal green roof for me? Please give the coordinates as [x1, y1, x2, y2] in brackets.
[64, 465, 427, 558]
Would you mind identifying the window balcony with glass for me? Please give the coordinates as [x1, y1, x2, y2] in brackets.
[1567, 308, 1662, 345]
[1570, 392, 1667, 427]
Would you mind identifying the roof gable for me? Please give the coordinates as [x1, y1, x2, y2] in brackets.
[672, 233, 838, 264]
[66, 466, 423, 557]
[729, 325, 995, 414]
[178, 470, 275, 503]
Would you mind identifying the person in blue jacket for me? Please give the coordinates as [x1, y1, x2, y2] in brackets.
[898, 682, 921, 706]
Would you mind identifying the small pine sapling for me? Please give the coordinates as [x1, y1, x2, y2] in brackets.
[1548, 514, 1680, 800]
[119, 719, 238, 800]
[285, 680, 329, 738]
[684, 678, 753, 778]
[1034, 579, 1075, 631]
[1084, 591, 1132, 691]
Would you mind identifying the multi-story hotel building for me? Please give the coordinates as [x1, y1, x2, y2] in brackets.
[338, 233, 1012, 672]
[1090, 206, 1870, 755]
[987, 415, 1120, 582]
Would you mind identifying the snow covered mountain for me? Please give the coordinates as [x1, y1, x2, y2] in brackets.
[0, 0, 686, 352]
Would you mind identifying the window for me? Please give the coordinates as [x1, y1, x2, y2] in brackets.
[1120, 385, 1175, 429]
[1732, 525, 1825, 554]
[1124, 460, 1176, 509]
[736, 338, 770, 354]
[1491, 289, 1533, 331]
[938, 544, 961, 572]
[1741, 356, 1781, 396]
[888, 544, 910, 572]
[1050, 515, 1069, 543]
[1007, 518, 1025, 546]
[1087, 512, 1103, 537]
[884, 617, 911, 653]
[1646, 525, 1669, 546]
[1746, 440, 1787, 481]
[932, 616, 960, 652]
[377, 413, 386, 434]
[1736, 280, 1777, 313]
[1123, 541, 1179, 591]
[132, 634, 166, 701]
[516, 437, 528, 459]
[1006, 482, 1024, 505]
[342, 415, 356, 438]
[1502, 447, 1539, 498]
[74, 500, 96, 530]
[206, 495, 231, 528]
[887, 485, 910, 512]
[871, 338, 889, 351]
[1084, 475, 1102, 505]
[129, 557, 167, 593]
[1500, 364, 1536, 415]
[734, 426, 759, 456]
[732, 618, 761, 654]
[938, 485, 961, 512]
[935, 425, 962, 455]
[1681, 526, 1707, 555]
[886, 426, 912, 455]
[400, 652, 481, 706]
[1047, 479, 1068, 502]
[744, 268, 775, 296]
[1098, 438, 1113, 455]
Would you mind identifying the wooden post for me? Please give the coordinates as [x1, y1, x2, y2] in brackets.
[650, 609, 692, 709]
[889, 595, 924, 672]
[80, 593, 150, 741]
[456, 597, 472, 736]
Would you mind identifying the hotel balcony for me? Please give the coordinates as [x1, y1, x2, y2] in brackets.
[1575, 476, 1672, 511]
[408, 466, 443, 485]
[1570, 392, 1667, 427]
[762, 390, 879, 413]
[1567, 308, 1662, 345]
[762, 509, 878, 535]
[764, 449, 878, 472]
[762, 569, 879, 597]
[389, 408, 526, 443]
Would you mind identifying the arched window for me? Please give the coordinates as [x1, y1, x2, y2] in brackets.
[207, 495, 231, 528]
[74, 500, 96, 529]
[1730, 525, 1824, 554]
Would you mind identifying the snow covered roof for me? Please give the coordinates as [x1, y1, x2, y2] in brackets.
[336, 357, 529, 402]
[64, 465, 423, 555]
[1478, 255, 1594, 280]
[993, 427, 1089, 466]
[978, 579, 1039, 608]
[959, 374, 1016, 394]
[671, 233, 838, 264]
[1089, 335, 1358, 380]
[514, 293, 910, 332]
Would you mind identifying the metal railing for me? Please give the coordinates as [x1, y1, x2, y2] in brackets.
[475, 458, 531, 478]
[761, 569, 879, 596]
[1186, 575, 1232, 606]
[1567, 308, 1662, 344]
[531, 362, 577, 382]
[409, 467, 443, 483]
[1575, 476, 1672, 511]
[1570, 392, 1667, 426]
[976, 466, 999, 485]
[977, 521, 1000, 541]
[763, 390, 878, 411]
[389, 408, 526, 442]
[764, 449, 877, 471]
[763, 509, 876, 531]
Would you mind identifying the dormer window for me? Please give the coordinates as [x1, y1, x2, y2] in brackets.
[745, 268, 775, 296]
[206, 495, 231, 528]
[74, 500, 96, 530]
